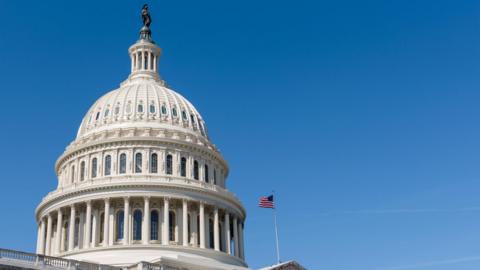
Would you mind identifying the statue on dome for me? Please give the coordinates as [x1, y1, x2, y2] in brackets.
[142, 4, 151, 28]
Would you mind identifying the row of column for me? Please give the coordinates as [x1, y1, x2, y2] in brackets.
[36, 197, 245, 260]
[131, 49, 157, 72]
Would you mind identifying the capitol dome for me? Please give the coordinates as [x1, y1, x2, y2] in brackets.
[35, 6, 247, 270]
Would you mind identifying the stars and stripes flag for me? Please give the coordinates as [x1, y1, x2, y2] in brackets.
[259, 195, 275, 209]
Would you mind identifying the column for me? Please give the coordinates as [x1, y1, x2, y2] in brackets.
[224, 212, 231, 255]
[199, 202, 205, 248]
[91, 209, 98, 248]
[38, 219, 46, 254]
[182, 200, 188, 246]
[163, 198, 169, 245]
[131, 54, 134, 72]
[103, 199, 110, 247]
[124, 197, 130, 245]
[84, 201, 92, 249]
[214, 208, 220, 251]
[45, 214, 53, 255]
[55, 209, 63, 254]
[238, 222, 244, 259]
[233, 217, 239, 257]
[143, 197, 150, 244]
[153, 55, 157, 72]
[68, 205, 76, 251]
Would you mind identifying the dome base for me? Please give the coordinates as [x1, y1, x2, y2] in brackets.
[61, 245, 248, 270]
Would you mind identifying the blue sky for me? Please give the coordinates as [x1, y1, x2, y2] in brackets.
[1, 0, 480, 269]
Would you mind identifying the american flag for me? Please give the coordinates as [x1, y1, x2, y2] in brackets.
[259, 195, 275, 209]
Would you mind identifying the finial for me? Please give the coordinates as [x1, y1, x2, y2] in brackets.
[139, 4, 153, 42]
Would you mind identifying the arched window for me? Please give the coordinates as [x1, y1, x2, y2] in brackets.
[133, 210, 142, 241]
[213, 169, 217, 185]
[187, 214, 191, 244]
[71, 165, 75, 183]
[151, 210, 159, 240]
[180, 157, 187, 177]
[209, 219, 214, 249]
[115, 106, 120, 115]
[99, 213, 104, 243]
[74, 218, 80, 247]
[135, 153, 142, 173]
[63, 222, 69, 251]
[193, 160, 199, 180]
[104, 108, 110, 117]
[161, 105, 167, 115]
[169, 211, 176, 242]
[182, 110, 187, 120]
[166, 154, 173, 175]
[138, 104, 144, 113]
[172, 107, 178, 117]
[119, 153, 126, 174]
[149, 104, 156, 114]
[91, 158, 97, 178]
[219, 223, 224, 252]
[116, 211, 124, 241]
[104, 155, 111, 176]
[204, 164, 209, 183]
[80, 161, 85, 181]
[150, 153, 158, 173]
[95, 112, 100, 120]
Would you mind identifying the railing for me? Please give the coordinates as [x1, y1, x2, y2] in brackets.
[139, 261, 184, 270]
[0, 248, 121, 270]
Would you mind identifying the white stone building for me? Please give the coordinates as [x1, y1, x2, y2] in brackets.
[33, 10, 248, 270]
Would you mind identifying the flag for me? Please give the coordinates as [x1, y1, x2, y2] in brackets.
[259, 195, 275, 209]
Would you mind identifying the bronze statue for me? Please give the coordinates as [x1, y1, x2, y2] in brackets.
[142, 4, 152, 28]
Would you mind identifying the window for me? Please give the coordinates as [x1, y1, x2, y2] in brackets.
[219, 223, 224, 251]
[115, 106, 120, 115]
[190, 114, 195, 125]
[138, 104, 144, 113]
[95, 112, 100, 120]
[204, 164, 209, 183]
[135, 153, 142, 173]
[209, 219, 214, 249]
[126, 103, 132, 114]
[187, 214, 191, 243]
[91, 158, 97, 178]
[180, 157, 187, 177]
[63, 222, 69, 250]
[161, 105, 167, 115]
[169, 211, 176, 241]
[116, 211, 124, 241]
[193, 160, 199, 180]
[172, 107, 178, 117]
[213, 169, 216, 185]
[105, 155, 111, 176]
[133, 210, 142, 241]
[71, 165, 75, 183]
[166, 154, 173, 175]
[74, 218, 80, 247]
[182, 110, 187, 120]
[99, 213, 104, 243]
[80, 161, 85, 181]
[151, 210, 159, 240]
[104, 108, 110, 117]
[149, 104, 155, 114]
[150, 153, 158, 173]
[119, 153, 126, 174]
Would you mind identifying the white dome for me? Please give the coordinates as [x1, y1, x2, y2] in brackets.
[77, 80, 209, 140]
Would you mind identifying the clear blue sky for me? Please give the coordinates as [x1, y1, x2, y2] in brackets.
[1, 1, 480, 269]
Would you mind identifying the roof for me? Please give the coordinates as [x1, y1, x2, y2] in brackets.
[259, 260, 306, 270]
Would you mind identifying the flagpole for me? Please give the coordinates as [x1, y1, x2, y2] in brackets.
[272, 191, 281, 264]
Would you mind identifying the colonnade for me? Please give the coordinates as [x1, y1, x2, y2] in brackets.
[36, 197, 245, 260]
[131, 49, 157, 73]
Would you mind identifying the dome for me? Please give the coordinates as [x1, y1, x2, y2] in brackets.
[35, 9, 247, 270]
[76, 81, 209, 141]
